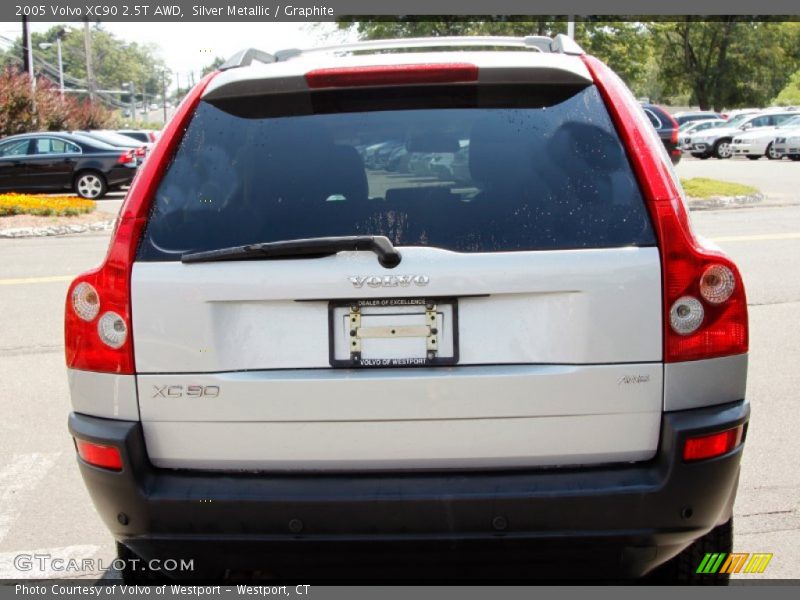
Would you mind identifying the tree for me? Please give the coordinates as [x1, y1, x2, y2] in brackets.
[202, 56, 226, 76]
[339, 17, 562, 39]
[577, 21, 652, 95]
[339, 18, 652, 95]
[0, 24, 166, 101]
[653, 19, 800, 110]
[773, 68, 800, 105]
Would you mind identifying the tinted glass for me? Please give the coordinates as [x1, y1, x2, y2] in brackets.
[771, 114, 795, 126]
[69, 134, 119, 152]
[138, 84, 655, 261]
[0, 139, 31, 157]
[644, 109, 661, 128]
[33, 138, 80, 154]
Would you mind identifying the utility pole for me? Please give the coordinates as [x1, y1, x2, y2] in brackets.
[21, 15, 30, 74]
[83, 20, 96, 102]
[130, 82, 136, 122]
[22, 16, 35, 91]
[567, 18, 575, 39]
[39, 28, 66, 98]
[56, 29, 65, 98]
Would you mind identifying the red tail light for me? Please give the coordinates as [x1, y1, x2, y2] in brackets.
[305, 63, 479, 89]
[116, 149, 135, 165]
[75, 439, 122, 470]
[65, 72, 218, 374]
[683, 425, 744, 462]
[134, 146, 146, 157]
[582, 55, 748, 362]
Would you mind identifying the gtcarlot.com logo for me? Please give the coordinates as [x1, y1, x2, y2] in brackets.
[13, 553, 194, 574]
[697, 552, 773, 575]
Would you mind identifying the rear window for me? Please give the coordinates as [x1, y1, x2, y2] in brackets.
[138, 84, 655, 260]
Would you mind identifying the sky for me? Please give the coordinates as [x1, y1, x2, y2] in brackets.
[0, 21, 356, 86]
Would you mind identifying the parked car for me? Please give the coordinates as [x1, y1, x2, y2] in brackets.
[0, 132, 137, 198]
[641, 103, 681, 164]
[730, 114, 800, 159]
[429, 139, 470, 179]
[362, 140, 402, 169]
[65, 35, 749, 583]
[719, 108, 760, 120]
[688, 110, 798, 159]
[673, 110, 722, 126]
[773, 129, 800, 160]
[74, 130, 151, 163]
[678, 118, 727, 152]
[116, 129, 159, 143]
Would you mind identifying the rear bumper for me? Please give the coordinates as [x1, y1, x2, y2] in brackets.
[69, 400, 748, 580]
[105, 166, 137, 187]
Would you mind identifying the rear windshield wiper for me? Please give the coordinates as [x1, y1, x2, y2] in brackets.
[181, 235, 402, 268]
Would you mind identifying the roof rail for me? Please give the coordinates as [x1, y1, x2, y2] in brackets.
[219, 48, 276, 70]
[218, 35, 585, 72]
[273, 34, 584, 62]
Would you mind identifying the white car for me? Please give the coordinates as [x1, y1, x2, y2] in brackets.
[773, 129, 800, 160]
[65, 35, 750, 583]
[730, 114, 800, 160]
[689, 110, 798, 159]
[678, 118, 726, 151]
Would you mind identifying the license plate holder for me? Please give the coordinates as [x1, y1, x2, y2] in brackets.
[328, 297, 459, 368]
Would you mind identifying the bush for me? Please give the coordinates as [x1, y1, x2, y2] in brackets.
[0, 193, 95, 216]
[0, 68, 113, 137]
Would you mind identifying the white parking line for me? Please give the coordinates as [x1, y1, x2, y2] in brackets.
[711, 232, 800, 243]
[0, 275, 74, 286]
[0, 453, 60, 544]
[0, 545, 101, 579]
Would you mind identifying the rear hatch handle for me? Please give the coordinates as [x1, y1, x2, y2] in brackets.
[181, 235, 402, 268]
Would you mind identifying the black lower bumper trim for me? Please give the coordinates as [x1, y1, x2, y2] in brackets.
[68, 400, 748, 580]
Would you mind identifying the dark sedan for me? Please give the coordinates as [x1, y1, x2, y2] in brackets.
[641, 103, 681, 165]
[0, 132, 137, 199]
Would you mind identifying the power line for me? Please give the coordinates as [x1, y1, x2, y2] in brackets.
[0, 35, 128, 109]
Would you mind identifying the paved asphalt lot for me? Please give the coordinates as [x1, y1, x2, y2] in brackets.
[0, 157, 798, 581]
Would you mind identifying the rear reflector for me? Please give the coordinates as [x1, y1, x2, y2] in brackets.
[305, 63, 479, 89]
[683, 425, 744, 462]
[75, 439, 122, 471]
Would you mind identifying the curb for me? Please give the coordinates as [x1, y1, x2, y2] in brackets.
[686, 192, 765, 211]
[0, 219, 116, 239]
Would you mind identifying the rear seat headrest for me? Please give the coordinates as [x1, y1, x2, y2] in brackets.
[324, 145, 368, 203]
